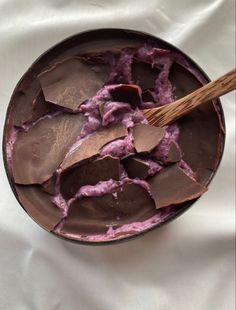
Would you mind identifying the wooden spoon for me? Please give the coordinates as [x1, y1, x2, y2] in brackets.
[143, 68, 236, 127]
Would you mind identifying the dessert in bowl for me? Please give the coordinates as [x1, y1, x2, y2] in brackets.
[3, 29, 225, 244]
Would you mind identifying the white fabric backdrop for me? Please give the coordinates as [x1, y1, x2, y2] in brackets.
[0, 1, 235, 309]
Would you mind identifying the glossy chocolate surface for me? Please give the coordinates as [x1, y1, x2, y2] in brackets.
[61, 155, 120, 199]
[148, 164, 207, 209]
[13, 113, 85, 184]
[167, 142, 182, 163]
[39, 57, 109, 111]
[123, 156, 150, 179]
[62, 184, 155, 235]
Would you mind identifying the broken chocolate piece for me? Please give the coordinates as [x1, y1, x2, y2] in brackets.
[178, 103, 222, 171]
[13, 113, 85, 184]
[16, 185, 62, 231]
[12, 80, 51, 127]
[123, 156, 150, 179]
[116, 184, 155, 220]
[167, 141, 182, 163]
[62, 183, 155, 235]
[42, 174, 57, 195]
[38, 57, 109, 111]
[61, 124, 127, 170]
[148, 164, 207, 209]
[62, 194, 116, 234]
[61, 155, 120, 199]
[133, 124, 165, 153]
[110, 84, 141, 107]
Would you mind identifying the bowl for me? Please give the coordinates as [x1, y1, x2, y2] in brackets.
[2, 29, 225, 245]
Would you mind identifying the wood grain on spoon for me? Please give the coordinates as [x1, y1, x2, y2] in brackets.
[143, 68, 236, 127]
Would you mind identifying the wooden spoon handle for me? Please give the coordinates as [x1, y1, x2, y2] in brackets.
[144, 68, 236, 127]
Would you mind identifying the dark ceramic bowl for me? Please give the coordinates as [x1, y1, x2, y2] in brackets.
[2, 29, 225, 245]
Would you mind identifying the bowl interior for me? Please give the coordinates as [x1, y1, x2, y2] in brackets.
[3, 29, 225, 244]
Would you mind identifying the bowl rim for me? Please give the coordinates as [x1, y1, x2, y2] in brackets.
[2, 28, 226, 246]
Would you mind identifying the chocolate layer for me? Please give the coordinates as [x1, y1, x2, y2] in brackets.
[133, 124, 165, 153]
[116, 183, 155, 220]
[178, 104, 221, 171]
[42, 174, 57, 195]
[62, 183, 155, 235]
[61, 124, 127, 170]
[16, 185, 62, 231]
[13, 113, 85, 184]
[167, 141, 182, 163]
[61, 155, 120, 199]
[123, 156, 150, 179]
[12, 79, 52, 127]
[171, 63, 222, 171]
[148, 164, 207, 209]
[38, 57, 109, 111]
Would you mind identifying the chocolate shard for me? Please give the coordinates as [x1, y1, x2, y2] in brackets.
[12, 113, 85, 185]
[178, 102, 222, 171]
[123, 156, 150, 179]
[12, 80, 51, 127]
[109, 84, 141, 107]
[148, 163, 207, 209]
[61, 124, 128, 170]
[166, 141, 182, 163]
[61, 155, 120, 199]
[15, 185, 62, 231]
[38, 57, 109, 111]
[42, 174, 57, 195]
[195, 168, 213, 186]
[116, 184, 155, 221]
[62, 194, 117, 234]
[133, 124, 165, 153]
[62, 183, 155, 235]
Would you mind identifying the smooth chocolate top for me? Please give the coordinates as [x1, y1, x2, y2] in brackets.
[62, 183, 155, 235]
[167, 142, 182, 163]
[38, 57, 109, 111]
[12, 80, 52, 127]
[123, 156, 150, 179]
[13, 113, 85, 184]
[133, 124, 165, 153]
